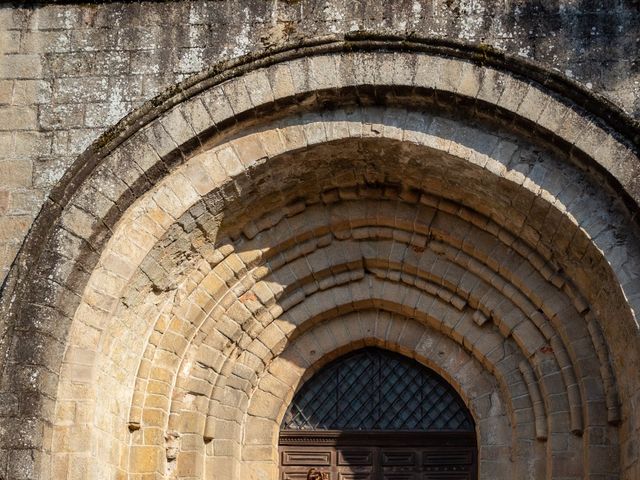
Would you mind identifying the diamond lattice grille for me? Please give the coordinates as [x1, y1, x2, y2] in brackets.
[281, 348, 474, 431]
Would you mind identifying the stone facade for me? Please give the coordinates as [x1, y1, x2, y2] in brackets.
[0, 1, 639, 479]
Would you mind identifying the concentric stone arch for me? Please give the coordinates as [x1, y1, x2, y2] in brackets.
[0, 39, 639, 479]
[241, 313, 516, 479]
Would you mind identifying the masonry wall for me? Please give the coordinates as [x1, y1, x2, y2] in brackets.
[0, 0, 639, 284]
[1, 3, 640, 479]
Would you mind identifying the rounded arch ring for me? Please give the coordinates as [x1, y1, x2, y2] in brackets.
[0, 42, 637, 480]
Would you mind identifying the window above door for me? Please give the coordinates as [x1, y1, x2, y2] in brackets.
[281, 348, 475, 432]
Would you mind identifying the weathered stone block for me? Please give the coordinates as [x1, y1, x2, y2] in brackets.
[0, 55, 42, 79]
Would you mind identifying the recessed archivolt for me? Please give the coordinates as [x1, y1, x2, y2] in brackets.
[120, 188, 616, 478]
[29, 51, 639, 479]
[117, 118, 623, 413]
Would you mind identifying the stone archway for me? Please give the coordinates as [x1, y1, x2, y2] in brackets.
[1, 41, 639, 479]
[244, 314, 506, 480]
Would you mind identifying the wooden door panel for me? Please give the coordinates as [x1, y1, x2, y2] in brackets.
[381, 450, 416, 466]
[422, 450, 473, 466]
[283, 472, 327, 480]
[382, 473, 417, 479]
[422, 473, 472, 480]
[338, 449, 373, 465]
[281, 450, 332, 466]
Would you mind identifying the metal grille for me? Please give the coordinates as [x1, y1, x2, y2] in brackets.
[281, 348, 474, 431]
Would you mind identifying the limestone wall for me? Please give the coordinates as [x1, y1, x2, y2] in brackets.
[1, 2, 640, 480]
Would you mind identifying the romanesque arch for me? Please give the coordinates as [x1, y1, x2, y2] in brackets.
[1, 39, 639, 479]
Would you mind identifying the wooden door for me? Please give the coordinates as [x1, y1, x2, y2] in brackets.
[279, 431, 477, 480]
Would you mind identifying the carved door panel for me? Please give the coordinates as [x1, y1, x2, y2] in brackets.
[338, 448, 374, 479]
[279, 446, 375, 480]
[421, 447, 474, 480]
[280, 447, 333, 480]
[380, 448, 417, 479]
